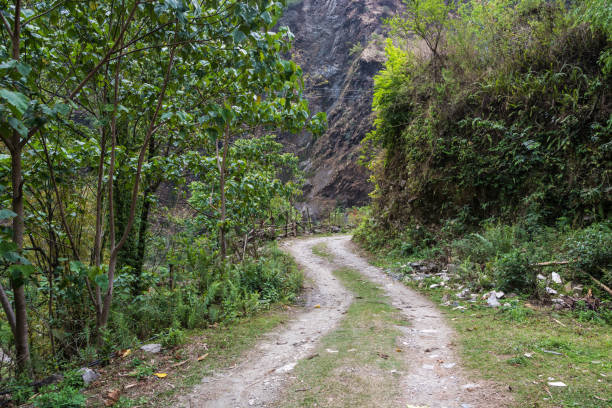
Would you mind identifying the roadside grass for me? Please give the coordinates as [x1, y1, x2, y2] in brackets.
[86, 306, 296, 407]
[279, 267, 408, 408]
[362, 247, 612, 408]
[312, 241, 334, 261]
[429, 288, 612, 408]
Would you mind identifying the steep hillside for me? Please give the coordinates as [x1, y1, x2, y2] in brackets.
[279, 0, 401, 217]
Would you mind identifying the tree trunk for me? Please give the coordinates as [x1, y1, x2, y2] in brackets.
[10, 145, 31, 375]
[6, 0, 32, 375]
[217, 125, 230, 259]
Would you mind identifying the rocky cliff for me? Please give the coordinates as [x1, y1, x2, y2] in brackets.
[279, 0, 400, 218]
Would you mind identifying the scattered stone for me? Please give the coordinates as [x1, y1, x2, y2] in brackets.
[547, 381, 567, 387]
[325, 348, 338, 353]
[495, 291, 505, 298]
[275, 362, 296, 373]
[78, 367, 100, 386]
[462, 383, 481, 391]
[422, 364, 434, 370]
[537, 274, 547, 281]
[524, 353, 533, 358]
[545, 287, 557, 295]
[461, 404, 473, 408]
[551, 272, 562, 284]
[456, 289, 471, 299]
[453, 305, 466, 310]
[429, 283, 440, 289]
[443, 362, 456, 369]
[487, 293, 501, 308]
[140, 343, 162, 353]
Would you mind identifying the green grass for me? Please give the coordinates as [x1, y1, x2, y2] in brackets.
[362, 246, 612, 408]
[312, 242, 334, 261]
[279, 267, 409, 407]
[86, 305, 296, 407]
[439, 295, 612, 407]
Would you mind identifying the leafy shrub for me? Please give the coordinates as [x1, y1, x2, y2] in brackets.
[566, 222, 612, 285]
[33, 373, 85, 408]
[161, 327, 186, 349]
[494, 249, 536, 293]
[452, 223, 520, 264]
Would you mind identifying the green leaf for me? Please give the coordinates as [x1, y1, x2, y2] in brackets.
[8, 117, 28, 137]
[0, 209, 17, 220]
[94, 273, 109, 293]
[9, 264, 35, 283]
[233, 29, 247, 44]
[0, 89, 29, 115]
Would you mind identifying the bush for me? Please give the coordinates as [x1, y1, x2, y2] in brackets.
[161, 326, 186, 349]
[493, 249, 536, 293]
[566, 222, 612, 285]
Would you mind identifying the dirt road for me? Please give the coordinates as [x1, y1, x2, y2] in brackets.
[179, 235, 507, 408]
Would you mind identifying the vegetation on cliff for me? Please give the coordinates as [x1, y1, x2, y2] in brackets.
[358, 0, 612, 297]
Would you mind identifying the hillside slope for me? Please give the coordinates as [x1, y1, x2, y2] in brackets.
[279, 0, 401, 217]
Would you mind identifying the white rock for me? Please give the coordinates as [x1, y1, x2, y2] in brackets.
[487, 293, 501, 308]
[546, 287, 558, 295]
[78, 367, 100, 385]
[325, 348, 338, 353]
[547, 381, 567, 387]
[140, 343, 162, 353]
[537, 274, 546, 280]
[551, 272, 562, 284]
[495, 291, 505, 298]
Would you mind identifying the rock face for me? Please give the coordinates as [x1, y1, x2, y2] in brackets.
[279, 0, 401, 217]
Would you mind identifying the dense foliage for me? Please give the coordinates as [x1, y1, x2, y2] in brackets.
[363, 0, 611, 226]
[357, 0, 612, 312]
[0, 0, 324, 390]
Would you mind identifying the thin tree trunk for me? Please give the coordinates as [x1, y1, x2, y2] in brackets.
[217, 124, 230, 259]
[5, 0, 32, 375]
[97, 44, 177, 334]
[10, 144, 31, 375]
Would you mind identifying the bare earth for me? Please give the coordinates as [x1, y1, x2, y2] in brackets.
[179, 235, 509, 408]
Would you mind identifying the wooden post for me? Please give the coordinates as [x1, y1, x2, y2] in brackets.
[306, 207, 312, 233]
[285, 210, 289, 237]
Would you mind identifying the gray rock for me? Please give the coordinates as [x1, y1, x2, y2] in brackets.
[487, 293, 501, 308]
[456, 288, 471, 299]
[140, 343, 162, 353]
[545, 287, 558, 295]
[78, 367, 100, 386]
[551, 272, 562, 284]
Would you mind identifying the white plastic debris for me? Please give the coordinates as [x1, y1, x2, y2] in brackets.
[140, 343, 162, 353]
[547, 381, 567, 387]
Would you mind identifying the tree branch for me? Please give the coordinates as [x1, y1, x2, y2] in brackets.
[0, 283, 16, 335]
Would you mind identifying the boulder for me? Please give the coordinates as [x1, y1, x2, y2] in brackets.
[78, 367, 100, 386]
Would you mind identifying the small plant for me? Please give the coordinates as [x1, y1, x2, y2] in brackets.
[34, 382, 86, 408]
[161, 326, 187, 349]
[502, 300, 533, 322]
[129, 358, 154, 379]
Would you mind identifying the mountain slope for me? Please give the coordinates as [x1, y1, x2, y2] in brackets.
[279, 0, 400, 217]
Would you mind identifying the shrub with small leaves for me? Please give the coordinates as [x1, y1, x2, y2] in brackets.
[494, 249, 536, 293]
